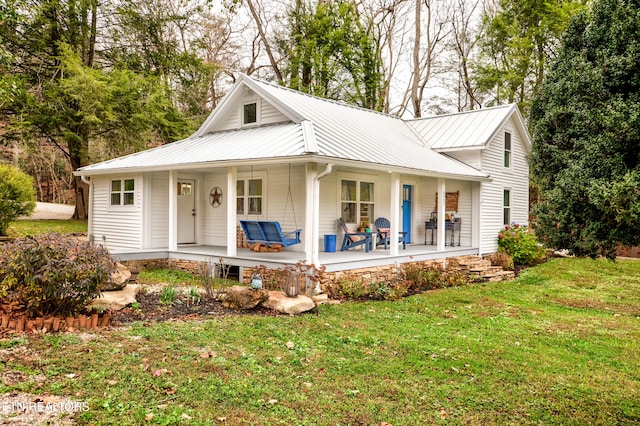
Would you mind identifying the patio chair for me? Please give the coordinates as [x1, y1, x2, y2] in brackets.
[338, 218, 372, 252]
[374, 217, 407, 250]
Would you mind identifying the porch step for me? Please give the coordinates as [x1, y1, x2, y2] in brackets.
[449, 255, 515, 282]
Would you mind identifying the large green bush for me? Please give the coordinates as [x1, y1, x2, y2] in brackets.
[497, 224, 545, 266]
[0, 234, 115, 317]
[0, 164, 36, 236]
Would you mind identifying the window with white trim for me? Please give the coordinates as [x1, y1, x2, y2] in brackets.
[237, 178, 262, 215]
[111, 179, 135, 206]
[504, 132, 512, 168]
[503, 189, 511, 225]
[243, 102, 257, 125]
[341, 179, 374, 227]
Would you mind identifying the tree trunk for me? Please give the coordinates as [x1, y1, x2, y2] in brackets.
[411, 0, 421, 118]
[69, 128, 90, 220]
[246, 0, 283, 83]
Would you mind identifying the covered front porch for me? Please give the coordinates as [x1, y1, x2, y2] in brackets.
[112, 242, 479, 273]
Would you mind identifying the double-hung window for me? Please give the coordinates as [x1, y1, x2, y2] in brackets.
[111, 179, 135, 206]
[237, 178, 263, 215]
[341, 179, 374, 227]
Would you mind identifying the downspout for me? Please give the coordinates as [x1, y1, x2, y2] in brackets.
[317, 163, 333, 180]
[80, 175, 94, 244]
[311, 163, 333, 293]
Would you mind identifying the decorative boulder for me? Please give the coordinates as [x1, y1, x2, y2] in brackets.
[262, 291, 315, 315]
[100, 262, 131, 291]
[222, 286, 269, 310]
[91, 284, 140, 311]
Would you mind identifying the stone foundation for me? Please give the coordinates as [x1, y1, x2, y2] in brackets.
[123, 255, 514, 293]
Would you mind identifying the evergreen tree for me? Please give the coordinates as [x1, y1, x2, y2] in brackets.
[0, 0, 190, 219]
[529, 0, 640, 258]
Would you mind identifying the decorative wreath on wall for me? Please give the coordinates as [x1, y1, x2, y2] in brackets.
[209, 187, 223, 208]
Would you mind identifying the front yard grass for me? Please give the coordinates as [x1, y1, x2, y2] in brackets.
[7, 219, 88, 237]
[1, 257, 638, 425]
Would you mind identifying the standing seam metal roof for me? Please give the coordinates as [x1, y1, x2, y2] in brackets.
[407, 104, 517, 150]
[78, 75, 490, 179]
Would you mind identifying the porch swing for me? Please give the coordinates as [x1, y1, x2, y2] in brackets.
[239, 164, 302, 249]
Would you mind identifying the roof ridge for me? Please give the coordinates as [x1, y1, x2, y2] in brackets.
[241, 74, 402, 121]
[406, 103, 515, 122]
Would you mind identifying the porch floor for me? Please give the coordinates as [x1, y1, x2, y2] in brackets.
[113, 243, 479, 273]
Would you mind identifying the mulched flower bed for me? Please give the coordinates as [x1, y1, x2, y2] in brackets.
[110, 290, 281, 324]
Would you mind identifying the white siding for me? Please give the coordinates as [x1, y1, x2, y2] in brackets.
[90, 175, 143, 251]
[479, 117, 530, 254]
[414, 178, 473, 247]
[213, 95, 289, 131]
[198, 165, 306, 251]
[148, 172, 170, 249]
[261, 100, 288, 125]
[316, 170, 474, 249]
[444, 149, 482, 170]
[260, 165, 305, 253]
[202, 171, 228, 246]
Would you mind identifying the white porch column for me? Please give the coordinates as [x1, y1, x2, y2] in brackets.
[226, 167, 237, 257]
[168, 170, 178, 251]
[306, 163, 317, 264]
[437, 178, 446, 252]
[389, 172, 401, 256]
[472, 182, 481, 251]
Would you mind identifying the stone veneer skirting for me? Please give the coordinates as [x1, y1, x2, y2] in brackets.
[120, 257, 485, 295]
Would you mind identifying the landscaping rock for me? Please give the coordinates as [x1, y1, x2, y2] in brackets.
[222, 286, 269, 310]
[311, 293, 330, 305]
[91, 284, 140, 311]
[100, 262, 131, 291]
[262, 291, 315, 315]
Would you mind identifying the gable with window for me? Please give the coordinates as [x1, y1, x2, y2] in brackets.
[243, 102, 258, 126]
[504, 131, 512, 168]
[110, 179, 135, 206]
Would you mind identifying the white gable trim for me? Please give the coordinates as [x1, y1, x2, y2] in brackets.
[476, 105, 531, 155]
[194, 76, 304, 137]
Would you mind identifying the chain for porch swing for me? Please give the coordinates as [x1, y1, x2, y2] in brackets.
[283, 163, 298, 229]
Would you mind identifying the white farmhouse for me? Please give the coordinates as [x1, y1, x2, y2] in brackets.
[75, 74, 531, 274]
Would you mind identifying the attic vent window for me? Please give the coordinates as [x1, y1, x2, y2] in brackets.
[243, 102, 257, 125]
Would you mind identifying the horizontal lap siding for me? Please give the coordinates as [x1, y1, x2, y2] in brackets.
[263, 165, 305, 252]
[260, 101, 289, 125]
[416, 178, 472, 246]
[202, 171, 228, 246]
[199, 166, 307, 249]
[480, 118, 530, 254]
[149, 173, 169, 248]
[91, 175, 143, 251]
[215, 97, 289, 131]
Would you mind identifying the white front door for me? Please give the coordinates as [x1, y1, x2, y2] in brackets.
[177, 179, 196, 244]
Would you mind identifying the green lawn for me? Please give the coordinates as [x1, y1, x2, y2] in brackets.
[7, 219, 88, 237]
[1, 258, 638, 425]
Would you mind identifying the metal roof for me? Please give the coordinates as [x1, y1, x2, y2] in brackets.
[77, 75, 489, 180]
[407, 104, 518, 150]
[80, 123, 306, 172]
